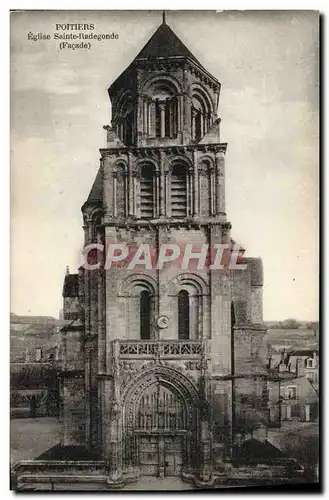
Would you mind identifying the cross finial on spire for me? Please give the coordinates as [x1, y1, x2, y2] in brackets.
[162, 10, 166, 24]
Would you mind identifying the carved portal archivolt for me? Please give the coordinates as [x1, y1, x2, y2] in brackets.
[119, 367, 200, 477]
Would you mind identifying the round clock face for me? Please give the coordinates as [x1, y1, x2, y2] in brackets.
[157, 316, 169, 329]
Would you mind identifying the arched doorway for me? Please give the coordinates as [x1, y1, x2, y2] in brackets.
[122, 369, 199, 478]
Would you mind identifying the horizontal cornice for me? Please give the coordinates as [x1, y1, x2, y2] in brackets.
[100, 143, 227, 158]
[101, 216, 230, 229]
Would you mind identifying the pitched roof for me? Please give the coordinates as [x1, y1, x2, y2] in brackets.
[290, 349, 318, 358]
[109, 20, 218, 95]
[232, 439, 299, 466]
[86, 168, 102, 205]
[134, 21, 201, 65]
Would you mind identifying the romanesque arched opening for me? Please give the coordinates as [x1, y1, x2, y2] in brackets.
[140, 163, 156, 218]
[146, 79, 179, 139]
[140, 290, 151, 340]
[191, 88, 212, 142]
[171, 164, 187, 218]
[117, 92, 136, 146]
[178, 290, 190, 340]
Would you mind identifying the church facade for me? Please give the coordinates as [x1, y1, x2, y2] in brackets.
[62, 18, 267, 485]
[61, 18, 269, 485]
[15, 17, 305, 491]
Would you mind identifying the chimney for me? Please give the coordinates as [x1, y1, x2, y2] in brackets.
[296, 358, 300, 377]
[268, 357, 272, 370]
[296, 357, 305, 377]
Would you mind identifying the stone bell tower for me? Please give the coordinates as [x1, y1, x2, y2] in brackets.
[60, 15, 268, 488]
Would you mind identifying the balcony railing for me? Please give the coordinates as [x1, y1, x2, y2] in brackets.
[117, 340, 203, 358]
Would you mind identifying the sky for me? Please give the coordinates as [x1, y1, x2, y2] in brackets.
[10, 10, 319, 321]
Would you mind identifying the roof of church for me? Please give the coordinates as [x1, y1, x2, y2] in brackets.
[109, 19, 218, 93]
[134, 21, 201, 65]
[86, 168, 102, 204]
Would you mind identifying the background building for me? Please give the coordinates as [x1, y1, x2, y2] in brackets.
[10, 314, 62, 418]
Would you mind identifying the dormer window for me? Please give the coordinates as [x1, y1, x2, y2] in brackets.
[285, 386, 297, 400]
[306, 358, 314, 368]
[35, 347, 42, 362]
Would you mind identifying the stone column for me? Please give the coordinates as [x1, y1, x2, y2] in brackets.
[178, 95, 184, 133]
[128, 152, 134, 216]
[137, 95, 144, 140]
[159, 102, 166, 138]
[215, 151, 225, 215]
[193, 150, 199, 215]
[188, 167, 193, 216]
[143, 98, 148, 135]
[209, 165, 215, 216]
[149, 100, 156, 137]
[119, 120, 124, 142]
[154, 170, 160, 218]
[112, 171, 117, 217]
[133, 170, 139, 218]
[191, 108, 197, 141]
[168, 98, 173, 137]
[98, 274, 106, 374]
[84, 217, 92, 337]
[148, 98, 153, 136]
[159, 150, 165, 216]
[165, 167, 170, 217]
[103, 157, 113, 218]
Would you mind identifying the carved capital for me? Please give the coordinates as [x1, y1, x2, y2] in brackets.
[221, 222, 232, 235]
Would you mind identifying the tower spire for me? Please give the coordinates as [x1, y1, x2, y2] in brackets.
[162, 10, 166, 24]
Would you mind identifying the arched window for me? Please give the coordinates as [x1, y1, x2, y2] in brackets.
[155, 99, 177, 138]
[148, 81, 178, 139]
[140, 290, 151, 340]
[124, 108, 133, 145]
[171, 164, 187, 218]
[118, 94, 135, 146]
[192, 90, 211, 142]
[178, 290, 190, 340]
[140, 164, 155, 218]
[195, 110, 202, 142]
